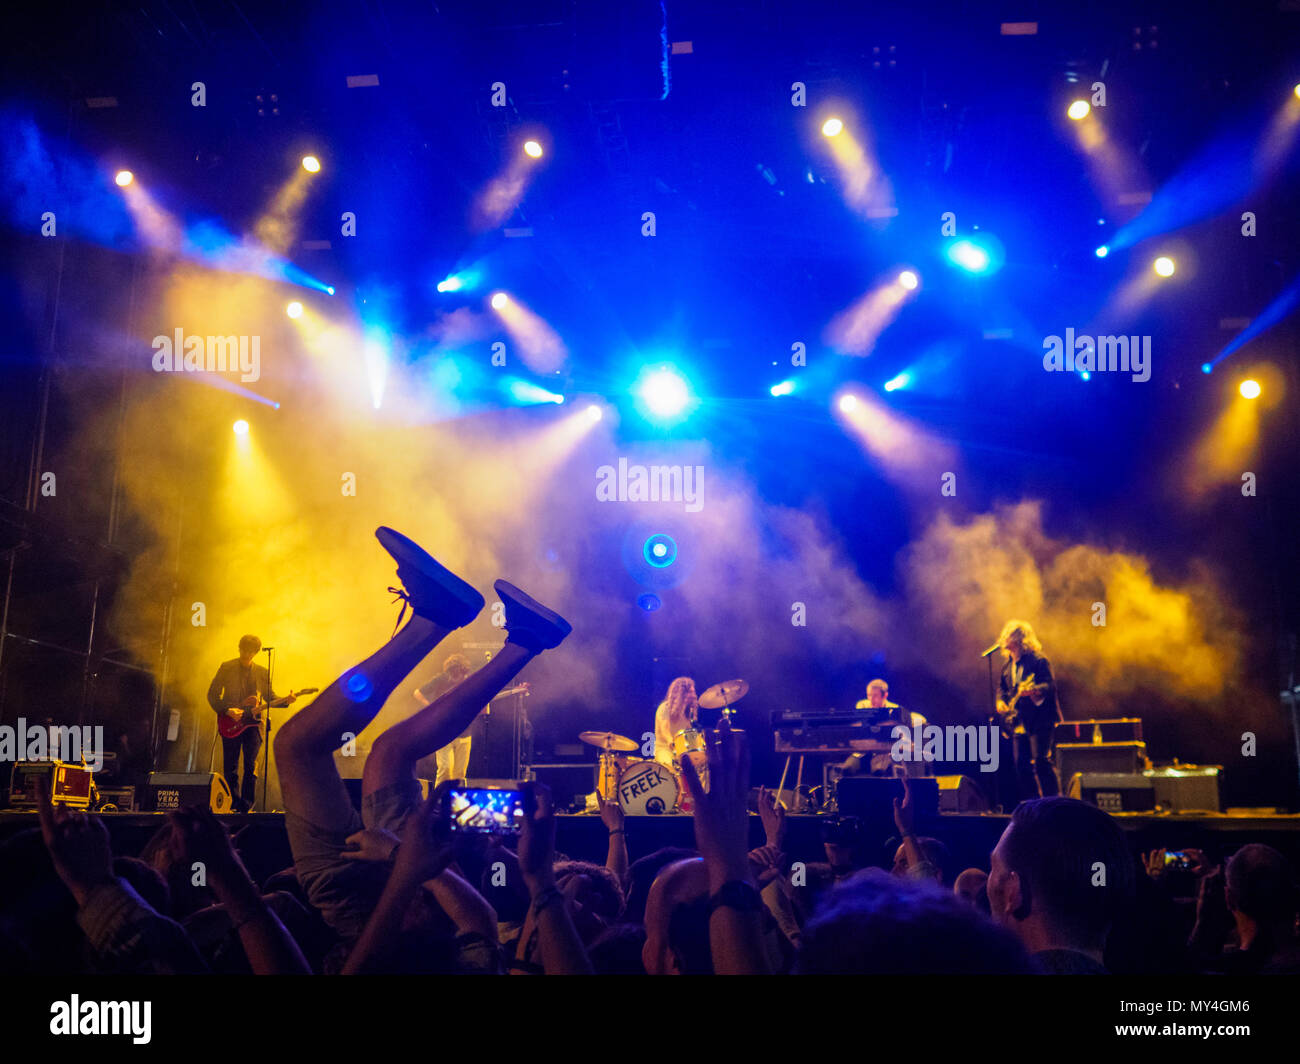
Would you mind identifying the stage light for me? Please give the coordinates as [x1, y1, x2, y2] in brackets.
[1068, 100, 1091, 121]
[1080, 371, 1091, 381]
[1239, 379, 1261, 399]
[1201, 363, 1213, 374]
[946, 239, 990, 273]
[233, 419, 250, 436]
[1095, 245, 1109, 258]
[1153, 256, 1176, 277]
[897, 270, 919, 290]
[523, 140, 543, 159]
[635, 366, 693, 421]
[770, 380, 795, 397]
[325, 286, 335, 296]
[490, 292, 509, 310]
[114, 170, 134, 187]
[838, 393, 859, 413]
[508, 379, 564, 405]
[637, 593, 662, 612]
[302, 156, 321, 173]
[586, 404, 603, 422]
[822, 117, 844, 137]
[643, 533, 678, 568]
[1294, 84, 1300, 100]
[883, 372, 911, 392]
[286, 301, 304, 319]
[437, 276, 464, 293]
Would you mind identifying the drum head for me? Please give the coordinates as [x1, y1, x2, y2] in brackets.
[671, 727, 705, 757]
[616, 760, 680, 815]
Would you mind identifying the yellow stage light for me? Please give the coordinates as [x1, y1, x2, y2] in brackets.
[1067, 100, 1091, 121]
[1239, 379, 1261, 399]
[302, 156, 321, 173]
[523, 140, 543, 159]
[115, 170, 134, 187]
[822, 117, 844, 137]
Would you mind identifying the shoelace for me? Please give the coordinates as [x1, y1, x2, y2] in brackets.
[387, 585, 411, 636]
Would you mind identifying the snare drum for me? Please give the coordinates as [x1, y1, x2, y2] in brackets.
[616, 760, 680, 815]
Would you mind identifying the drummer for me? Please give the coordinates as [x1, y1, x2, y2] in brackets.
[653, 676, 699, 768]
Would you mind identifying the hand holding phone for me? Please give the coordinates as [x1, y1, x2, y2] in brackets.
[441, 783, 526, 836]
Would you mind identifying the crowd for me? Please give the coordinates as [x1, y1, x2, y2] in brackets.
[2, 527, 1298, 976]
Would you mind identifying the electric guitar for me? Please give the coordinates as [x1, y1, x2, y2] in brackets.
[992, 677, 1050, 739]
[218, 688, 318, 739]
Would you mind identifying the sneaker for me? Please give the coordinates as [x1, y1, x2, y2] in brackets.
[375, 527, 484, 630]
[493, 579, 572, 651]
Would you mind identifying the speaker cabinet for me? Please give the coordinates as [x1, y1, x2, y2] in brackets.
[144, 772, 232, 813]
[936, 774, 991, 813]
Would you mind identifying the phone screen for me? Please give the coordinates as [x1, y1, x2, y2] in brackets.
[444, 786, 526, 835]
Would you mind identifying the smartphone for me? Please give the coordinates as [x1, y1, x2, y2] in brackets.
[1164, 851, 1193, 870]
[442, 784, 526, 835]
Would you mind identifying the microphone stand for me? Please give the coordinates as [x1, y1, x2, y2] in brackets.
[261, 646, 275, 812]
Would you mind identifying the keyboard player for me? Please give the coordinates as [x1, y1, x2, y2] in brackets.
[844, 678, 930, 777]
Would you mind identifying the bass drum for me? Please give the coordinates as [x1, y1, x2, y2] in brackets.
[616, 760, 680, 815]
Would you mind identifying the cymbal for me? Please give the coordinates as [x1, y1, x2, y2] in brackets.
[698, 678, 749, 709]
[578, 730, 639, 752]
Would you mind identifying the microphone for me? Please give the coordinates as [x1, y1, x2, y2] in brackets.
[980, 641, 1001, 658]
[262, 647, 275, 652]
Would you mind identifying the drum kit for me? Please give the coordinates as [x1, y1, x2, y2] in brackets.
[579, 678, 748, 815]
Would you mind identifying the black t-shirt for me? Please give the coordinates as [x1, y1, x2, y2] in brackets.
[416, 668, 487, 741]
[998, 651, 1060, 733]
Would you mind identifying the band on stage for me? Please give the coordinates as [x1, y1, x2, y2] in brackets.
[207, 617, 1063, 813]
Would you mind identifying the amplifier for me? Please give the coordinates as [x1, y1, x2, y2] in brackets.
[143, 772, 232, 813]
[1057, 741, 1147, 781]
[1144, 765, 1222, 813]
[1067, 772, 1155, 813]
[936, 774, 991, 813]
[527, 764, 597, 811]
[8, 761, 95, 810]
[93, 785, 137, 812]
[1055, 718, 1143, 743]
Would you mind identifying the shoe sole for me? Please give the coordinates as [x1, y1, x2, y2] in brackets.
[375, 527, 484, 620]
[494, 579, 573, 639]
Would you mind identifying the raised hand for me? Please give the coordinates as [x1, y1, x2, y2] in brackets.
[596, 792, 624, 833]
[757, 784, 786, 848]
[892, 772, 916, 837]
[35, 775, 115, 905]
[679, 720, 752, 892]
[518, 780, 557, 890]
[392, 782, 455, 883]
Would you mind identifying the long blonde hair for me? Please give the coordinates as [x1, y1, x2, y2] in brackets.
[662, 676, 698, 722]
[998, 619, 1043, 658]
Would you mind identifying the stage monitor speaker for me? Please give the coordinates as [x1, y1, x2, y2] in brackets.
[836, 776, 939, 826]
[144, 772, 232, 813]
[1066, 772, 1155, 813]
[936, 774, 990, 813]
[1144, 765, 1222, 813]
[1057, 741, 1146, 782]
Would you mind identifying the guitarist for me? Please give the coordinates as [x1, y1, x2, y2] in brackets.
[207, 635, 297, 811]
[995, 620, 1061, 805]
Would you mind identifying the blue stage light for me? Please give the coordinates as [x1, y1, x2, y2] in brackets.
[508, 379, 564, 405]
[637, 593, 662, 612]
[1095, 246, 1109, 258]
[946, 239, 990, 273]
[1201, 363, 1213, 374]
[770, 380, 795, 397]
[883, 372, 911, 392]
[437, 276, 464, 293]
[643, 533, 678, 568]
[633, 365, 694, 423]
